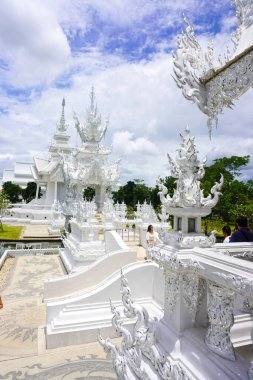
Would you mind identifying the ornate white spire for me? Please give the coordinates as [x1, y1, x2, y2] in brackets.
[158, 127, 223, 209]
[73, 87, 108, 145]
[57, 98, 68, 133]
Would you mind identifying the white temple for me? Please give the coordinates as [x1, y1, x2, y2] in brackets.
[1, 98, 71, 224]
[60, 87, 120, 214]
[2, 89, 120, 224]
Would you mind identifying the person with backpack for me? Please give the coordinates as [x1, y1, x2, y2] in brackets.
[230, 217, 253, 242]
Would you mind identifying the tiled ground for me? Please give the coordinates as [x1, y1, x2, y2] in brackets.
[0, 254, 117, 379]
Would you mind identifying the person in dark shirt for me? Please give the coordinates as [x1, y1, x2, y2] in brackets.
[229, 217, 253, 242]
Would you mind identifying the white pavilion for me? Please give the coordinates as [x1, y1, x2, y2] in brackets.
[2, 89, 120, 223]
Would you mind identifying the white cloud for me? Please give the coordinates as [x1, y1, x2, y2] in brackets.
[0, 0, 71, 87]
[112, 130, 158, 156]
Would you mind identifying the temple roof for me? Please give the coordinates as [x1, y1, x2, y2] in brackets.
[34, 157, 59, 175]
[2, 162, 35, 188]
[14, 162, 33, 177]
[34, 157, 50, 172]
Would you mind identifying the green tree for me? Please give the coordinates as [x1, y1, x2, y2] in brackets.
[0, 190, 10, 231]
[2, 181, 22, 204]
[22, 182, 41, 203]
[201, 155, 252, 222]
[83, 187, 95, 201]
[201, 155, 250, 196]
[112, 180, 151, 208]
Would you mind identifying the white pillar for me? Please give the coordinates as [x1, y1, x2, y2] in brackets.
[35, 183, 40, 200]
[196, 216, 202, 234]
[54, 181, 58, 202]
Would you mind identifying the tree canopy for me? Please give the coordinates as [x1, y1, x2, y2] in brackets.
[2, 181, 41, 204]
[22, 182, 41, 203]
[201, 155, 253, 222]
[0, 190, 10, 231]
[2, 182, 22, 204]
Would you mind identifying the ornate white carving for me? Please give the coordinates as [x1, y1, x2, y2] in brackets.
[212, 271, 253, 296]
[114, 202, 127, 221]
[135, 201, 158, 223]
[99, 271, 192, 379]
[60, 152, 120, 191]
[57, 98, 68, 133]
[164, 270, 180, 315]
[158, 127, 223, 210]
[241, 297, 252, 313]
[103, 197, 116, 221]
[48, 200, 65, 234]
[73, 87, 108, 145]
[58, 89, 120, 215]
[205, 49, 253, 133]
[205, 282, 236, 361]
[173, 2, 253, 134]
[151, 249, 203, 318]
[158, 204, 170, 223]
[173, 232, 217, 248]
[182, 271, 200, 320]
[226, 250, 253, 261]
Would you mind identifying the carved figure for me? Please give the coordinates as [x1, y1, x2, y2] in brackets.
[158, 127, 223, 210]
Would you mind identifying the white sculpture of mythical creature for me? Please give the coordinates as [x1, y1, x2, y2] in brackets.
[157, 178, 174, 207]
[99, 271, 190, 379]
[172, 17, 210, 117]
[208, 230, 218, 245]
[201, 174, 224, 208]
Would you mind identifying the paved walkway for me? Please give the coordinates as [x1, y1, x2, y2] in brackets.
[0, 254, 118, 379]
[0, 236, 147, 379]
[0, 222, 146, 378]
[21, 224, 60, 238]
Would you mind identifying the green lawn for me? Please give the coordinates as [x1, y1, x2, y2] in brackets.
[0, 224, 23, 240]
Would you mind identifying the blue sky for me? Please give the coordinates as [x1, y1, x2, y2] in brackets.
[0, 0, 252, 186]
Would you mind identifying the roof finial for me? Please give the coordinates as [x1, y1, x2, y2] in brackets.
[74, 87, 108, 145]
[57, 97, 68, 132]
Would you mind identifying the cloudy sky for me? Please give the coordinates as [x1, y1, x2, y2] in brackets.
[0, 0, 252, 186]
